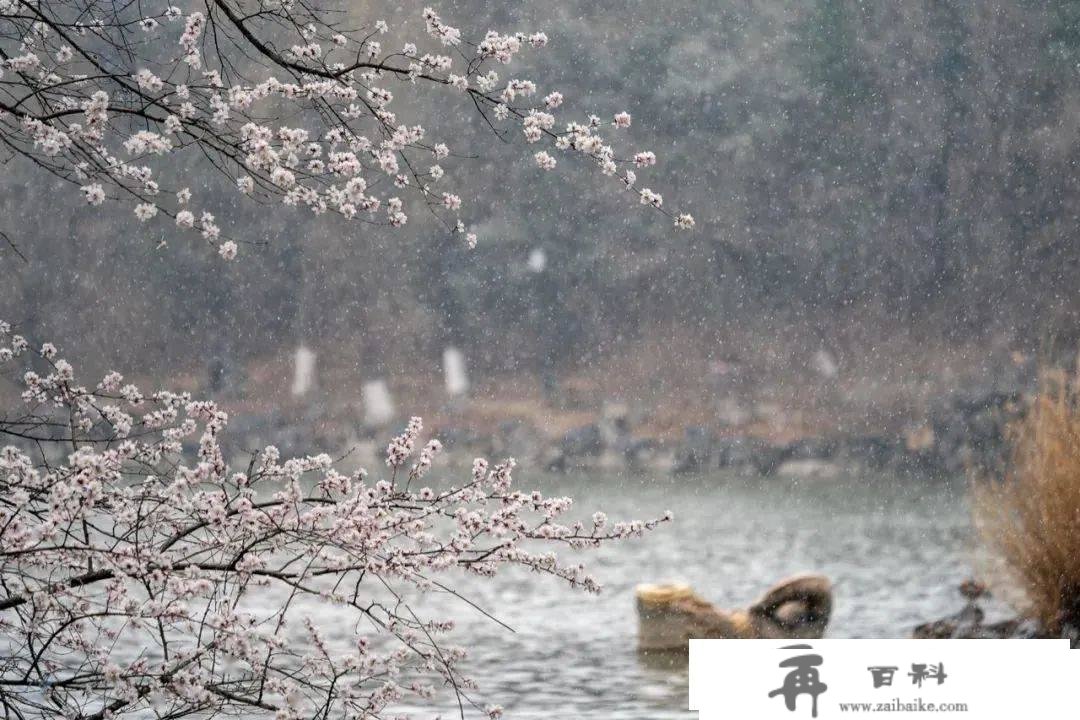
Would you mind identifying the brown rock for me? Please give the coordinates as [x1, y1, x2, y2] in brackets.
[636, 574, 833, 651]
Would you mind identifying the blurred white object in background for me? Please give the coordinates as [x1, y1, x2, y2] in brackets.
[291, 345, 317, 397]
[362, 379, 395, 427]
[811, 348, 839, 379]
[527, 247, 547, 273]
[443, 346, 469, 397]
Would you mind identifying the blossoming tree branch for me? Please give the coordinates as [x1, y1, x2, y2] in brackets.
[0, 1, 694, 260]
[0, 326, 671, 719]
[0, 2, 686, 719]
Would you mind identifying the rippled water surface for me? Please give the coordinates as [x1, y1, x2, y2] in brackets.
[387, 470, 983, 719]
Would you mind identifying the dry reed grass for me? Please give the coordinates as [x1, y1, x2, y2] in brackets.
[973, 371, 1080, 635]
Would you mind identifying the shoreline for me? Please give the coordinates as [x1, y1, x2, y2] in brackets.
[214, 385, 1027, 480]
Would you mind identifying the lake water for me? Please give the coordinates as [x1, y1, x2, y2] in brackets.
[392, 469, 996, 719]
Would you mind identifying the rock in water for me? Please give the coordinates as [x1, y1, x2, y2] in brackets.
[912, 581, 1046, 640]
[635, 574, 833, 651]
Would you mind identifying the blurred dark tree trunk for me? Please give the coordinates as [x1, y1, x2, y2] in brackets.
[922, 0, 968, 318]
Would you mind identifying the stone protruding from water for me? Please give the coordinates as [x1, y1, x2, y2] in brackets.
[636, 574, 833, 651]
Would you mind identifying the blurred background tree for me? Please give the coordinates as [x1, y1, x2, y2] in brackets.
[5, 0, 1080, 422]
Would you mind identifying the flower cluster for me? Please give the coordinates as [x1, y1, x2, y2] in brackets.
[0, 322, 669, 719]
[0, 2, 693, 259]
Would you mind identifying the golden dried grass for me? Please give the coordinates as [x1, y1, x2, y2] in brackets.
[973, 373, 1080, 634]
